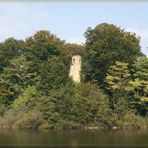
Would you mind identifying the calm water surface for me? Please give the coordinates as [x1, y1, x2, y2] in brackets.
[0, 129, 148, 147]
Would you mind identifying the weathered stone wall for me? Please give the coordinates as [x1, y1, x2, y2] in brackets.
[69, 55, 81, 83]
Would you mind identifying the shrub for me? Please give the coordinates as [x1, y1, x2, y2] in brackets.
[14, 111, 42, 129]
[58, 120, 80, 130]
[0, 105, 7, 117]
[0, 109, 18, 128]
[122, 112, 147, 129]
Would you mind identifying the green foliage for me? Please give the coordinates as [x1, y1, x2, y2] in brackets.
[0, 26, 147, 130]
[38, 57, 69, 93]
[25, 30, 64, 74]
[32, 82, 112, 129]
[105, 61, 130, 105]
[0, 110, 42, 129]
[0, 56, 35, 104]
[83, 23, 141, 87]
[106, 61, 131, 92]
[121, 112, 146, 129]
[64, 83, 110, 127]
[0, 104, 7, 117]
[36, 95, 60, 128]
[62, 43, 85, 57]
[12, 86, 37, 111]
[105, 59, 148, 122]
[112, 91, 129, 120]
[0, 38, 25, 72]
[129, 57, 148, 115]
[13, 111, 42, 129]
[105, 61, 134, 122]
[0, 110, 18, 127]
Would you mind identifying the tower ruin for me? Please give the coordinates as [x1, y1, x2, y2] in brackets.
[69, 55, 81, 83]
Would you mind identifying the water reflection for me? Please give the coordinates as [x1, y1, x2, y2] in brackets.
[0, 129, 148, 147]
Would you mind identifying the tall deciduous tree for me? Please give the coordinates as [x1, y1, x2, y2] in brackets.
[38, 57, 69, 94]
[129, 57, 148, 115]
[24, 31, 67, 90]
[0, 38, 24, 72]
[106, 61, 131, 92]
[105, 61, 131, 120]
[83, 23, 142, 87]
[0, 56, 34, 103]
[25, 30, 64, 73]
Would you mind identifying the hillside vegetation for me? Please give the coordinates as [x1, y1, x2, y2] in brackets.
[0, 23, 147, 130]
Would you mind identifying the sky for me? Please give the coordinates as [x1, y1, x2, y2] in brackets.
[0, 2, 148, 56]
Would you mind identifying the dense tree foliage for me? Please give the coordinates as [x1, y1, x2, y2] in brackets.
[0, 24, 147, 130]
[129, 57, 148, 115]
[83, 23, 142, 87]
[106, 61, 130, 108]
[38, 57, 69, 93]
[0, 38, 25, 72]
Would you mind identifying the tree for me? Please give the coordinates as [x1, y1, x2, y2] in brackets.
[105, 61, 131, 120]
[0, 38, 25, 115]
[38, 57, 69, 94]
[106, 59, 148, 116]
[62, 43, 85, 59]
[129, 57, 148, 115]
[59, 83, 111, 127]
[0, 38, 25, 72]
[25, 30, 64, 73]
[83, 23, 142, 87]
[12, 85, 37, 112]
[0, 27, 146, 129]
[0, 56, 35, 104]
[106, 61, 131, 92]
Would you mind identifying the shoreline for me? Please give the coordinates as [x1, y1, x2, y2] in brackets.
[0, 124, 147, 131]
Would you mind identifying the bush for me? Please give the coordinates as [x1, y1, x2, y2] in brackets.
[12, 86, 37, 112]
[122, 113, 147, 129]
[113, 112, 147, 129]
[58, 82, 112, 127]
[13, 111, 42, 129]
[58, 120, 80, 130]
[0, 105, 7, 117]
[0, 109, 42, 129]
[0, 110, 18, 128]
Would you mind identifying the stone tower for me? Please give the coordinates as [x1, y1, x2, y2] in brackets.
[69, 55, 81, 83]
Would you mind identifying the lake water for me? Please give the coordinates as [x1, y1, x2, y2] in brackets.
[0, 129, 148, 147]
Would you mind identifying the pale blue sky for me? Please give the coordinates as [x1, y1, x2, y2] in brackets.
[0, 2, 148, 56]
